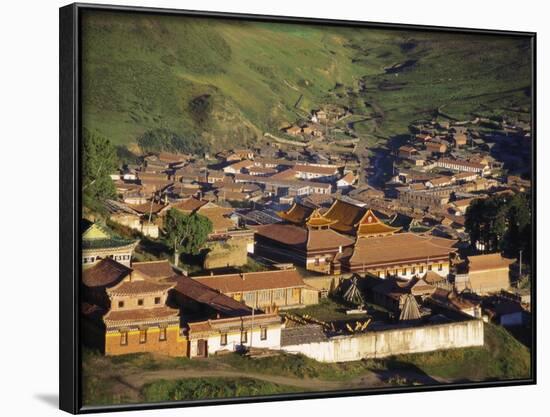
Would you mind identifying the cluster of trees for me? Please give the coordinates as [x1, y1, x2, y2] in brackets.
[137, 128, 207, 156]
[465, 193, 531, 260]
[82, 128, 118, 212]
[163, 209, 213, 267]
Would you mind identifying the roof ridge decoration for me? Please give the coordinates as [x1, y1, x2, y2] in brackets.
[305, 208, 337, 229]
[355, 209, 402, 238]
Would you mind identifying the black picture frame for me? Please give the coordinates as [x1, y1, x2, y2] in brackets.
[59, 3, 537, 414]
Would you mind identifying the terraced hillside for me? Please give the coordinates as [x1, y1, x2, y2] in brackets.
[81, 11, 532, 153]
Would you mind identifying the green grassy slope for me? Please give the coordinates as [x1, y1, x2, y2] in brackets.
[81, 11, 531, 152]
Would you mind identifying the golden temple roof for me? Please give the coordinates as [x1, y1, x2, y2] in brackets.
[356, 209, 401, 237]
[277, 202, 314, 225]
[322, 199, 366, 234]
[305, 208, 337, 228]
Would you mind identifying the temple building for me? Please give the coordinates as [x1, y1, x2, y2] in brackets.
[81, 220, 138, 268]
[192, 269, 320, 309]
[341, 232, 457, 278]
[81, 258, 186, 356]
[256, 207, 355, 273]
[264, 200, 457, 277]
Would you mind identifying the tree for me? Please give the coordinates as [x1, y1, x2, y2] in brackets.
[82, 128, 117, 211]
[163, 209, 213, 266]
[465, 193, 531, 258]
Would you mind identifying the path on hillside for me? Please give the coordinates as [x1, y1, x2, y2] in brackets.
[117, 365, 450, 393]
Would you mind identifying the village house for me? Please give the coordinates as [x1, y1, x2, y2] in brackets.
[435, 157, 490, 176]
[193, 269, 320, 309]
[226, 149, 255, 161]
[428, 288, 482, 318]
[425, 141, 448, 155]
[223, 159, 256, 174]
[454, 253, 516, 294]
[337, 171, 357, 190]
[397, 145, 418, 160]
[425, 176, 454, 188]
[81, 258, 185, 357]
[293, 164, 340, 181]
[207, 170, 227, 183]
[171, 275, 283, 358]
[452, 133, 468, 147]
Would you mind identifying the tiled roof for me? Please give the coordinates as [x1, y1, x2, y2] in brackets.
[199, 207, 236, 232]
[127, 202, 168, 215]
[107, 280, 175, 296]
[253, 224, 308, 247]
[131, 260, 175, 280]
[307, 228, 355, 251]
[174, 276, 252, 316]
[171, 197, 209, 213]
[467, 253, 515, 272]
[347, 233, 457, 267]
[194, 269, 307, 294]
[277, 202, 314, 224]
[323, 199, 366, 234]
[103, 306, 179, 325]
[294, 164, 339, 175]
[82, 258, 131, 287]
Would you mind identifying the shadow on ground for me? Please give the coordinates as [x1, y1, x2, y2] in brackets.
[34, 393, 58, 408]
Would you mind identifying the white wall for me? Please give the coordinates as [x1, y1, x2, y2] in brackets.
[282, 319, 484, 362]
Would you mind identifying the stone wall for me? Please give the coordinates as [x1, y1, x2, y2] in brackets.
[281, 318, 484, 363]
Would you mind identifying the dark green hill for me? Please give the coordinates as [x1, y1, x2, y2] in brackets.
[81, 11, 531, 153]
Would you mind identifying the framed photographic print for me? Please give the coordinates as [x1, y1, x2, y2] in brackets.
[59, 2, 536, 413]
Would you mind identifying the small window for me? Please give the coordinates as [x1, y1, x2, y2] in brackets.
[159, 327, 167, 342]
[314, 257, 320, 266]
[139, 329, 147, 344]
[120, 331, 128, 346]
[428, 264, 432, 271]
[118, 301, 124, 308]
[438, 263, 443, 271]
[220, 333, 227, 346]
[402, 268, 407, 275]
[241, 331, 248, 344]
[412, 266, 416, 274]
[154, 297, 161, 305]
[138, 299, 144, 306]
[419, 266, 424, 274]
[260, 327, 267, 341]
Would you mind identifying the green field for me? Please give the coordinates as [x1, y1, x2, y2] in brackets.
[81, 11, 531, 153]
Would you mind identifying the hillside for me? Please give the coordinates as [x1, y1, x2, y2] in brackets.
[81, 11, 532, 153]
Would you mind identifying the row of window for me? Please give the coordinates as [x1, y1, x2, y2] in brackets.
[120, 328, 167, 345]
[220, 327, 268, 346]
[83, 254, 131, 264]
[376, 263, 444, 277]
[117, 297, 161, 308]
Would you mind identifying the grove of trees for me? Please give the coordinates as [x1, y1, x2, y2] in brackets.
[465, 192, 531, 261]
